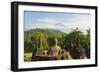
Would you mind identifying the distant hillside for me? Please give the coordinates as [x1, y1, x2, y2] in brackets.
[24, 28, 66, 38]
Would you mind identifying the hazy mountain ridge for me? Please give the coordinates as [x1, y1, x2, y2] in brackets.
[25, 28, 66, 38]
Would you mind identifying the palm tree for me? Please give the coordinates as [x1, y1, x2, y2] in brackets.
[33, 32, 48, 49]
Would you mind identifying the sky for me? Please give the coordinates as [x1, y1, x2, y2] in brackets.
[24, 11, 91, 34]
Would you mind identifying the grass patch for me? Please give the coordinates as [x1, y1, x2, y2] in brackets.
[24, 52, 33, 62]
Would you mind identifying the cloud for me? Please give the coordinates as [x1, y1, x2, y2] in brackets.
[25, 14, 90, 33]
[36, 18, 56, 23]
[54, 23, 66, 27]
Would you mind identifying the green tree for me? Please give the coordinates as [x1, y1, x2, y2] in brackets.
[62, 27, 89, 51]
[31, 32, 49, 49]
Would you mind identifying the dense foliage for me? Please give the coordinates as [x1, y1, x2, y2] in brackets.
[24, 29, 66, 52]
[24, 28, 90, 54]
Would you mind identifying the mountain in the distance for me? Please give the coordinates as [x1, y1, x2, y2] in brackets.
[25, 28, 66, 38]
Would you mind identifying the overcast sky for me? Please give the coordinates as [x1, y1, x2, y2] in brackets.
[24, 11, 91, 34]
